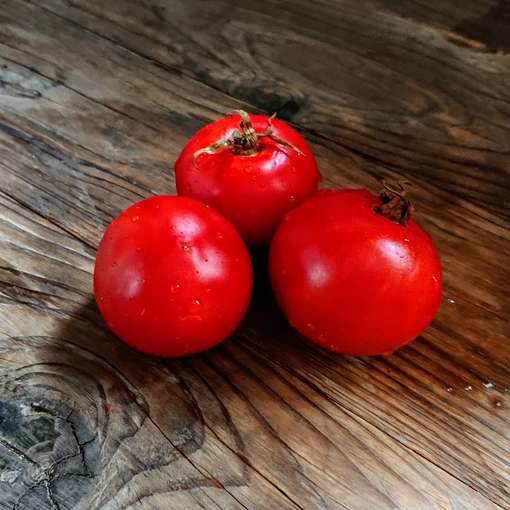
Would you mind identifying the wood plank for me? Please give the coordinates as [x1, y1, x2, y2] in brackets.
[0, 0, 508, 508]
[32, 0, 510, 222]
[1, 190, 501, 509]
[0, 196, 500, 510]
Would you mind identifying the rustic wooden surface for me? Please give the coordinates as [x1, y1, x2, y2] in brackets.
[0, 0, 509, 508]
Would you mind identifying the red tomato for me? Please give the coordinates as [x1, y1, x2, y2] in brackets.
[175, 110, 320, 245]
[269, 188, 442, 356]
[94, 196, 253, 357]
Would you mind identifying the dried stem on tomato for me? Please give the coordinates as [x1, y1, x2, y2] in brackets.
[193, 110, 304, 166]
[374, 180, 414, 226]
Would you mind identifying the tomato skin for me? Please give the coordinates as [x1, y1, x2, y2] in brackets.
[175, 113, 320, 245]
[269, 189, 442, 356]
[94, 196, 253, 357]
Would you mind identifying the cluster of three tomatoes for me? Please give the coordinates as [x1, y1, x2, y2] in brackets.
[94, 111, 441, 358]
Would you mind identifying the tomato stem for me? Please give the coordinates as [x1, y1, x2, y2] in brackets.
[193, 110, 304, 167]
[374, 180, 413, 226]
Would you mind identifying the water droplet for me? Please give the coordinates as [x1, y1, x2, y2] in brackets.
[446, 386, 454, 392]
[495, 400, 502, 407]
[182, 244, 190, 251]
[432, 275, 438, 282]
[306, 322, 315, 330]
[170, 284, 181, 293]
[447, 298, 455, 304]
[141, 308, 146, 316]
[289, 195, 296, 201]
[483, 381, 494, 389]
[193, 299, 200, 305]
[216, 233, 224, 240]
[465, 385, 473, 391]
[404, 238, 409, 242]
[132, 215, 139, 222]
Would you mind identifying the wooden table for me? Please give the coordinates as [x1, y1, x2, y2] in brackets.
[0, 1, 509, 509]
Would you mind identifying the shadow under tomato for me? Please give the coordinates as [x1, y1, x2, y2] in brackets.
[231, 244, 453, 419]
[0, 292, 251, 509]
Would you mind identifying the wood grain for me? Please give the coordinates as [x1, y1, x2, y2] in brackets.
[0, 0, 509, 508]
[33, 0, 510, 221]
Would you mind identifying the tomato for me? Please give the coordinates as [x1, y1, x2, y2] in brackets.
[269, 188, 442, 356]
[94, 196, 253, 357]
[175, 110, 320, 245]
